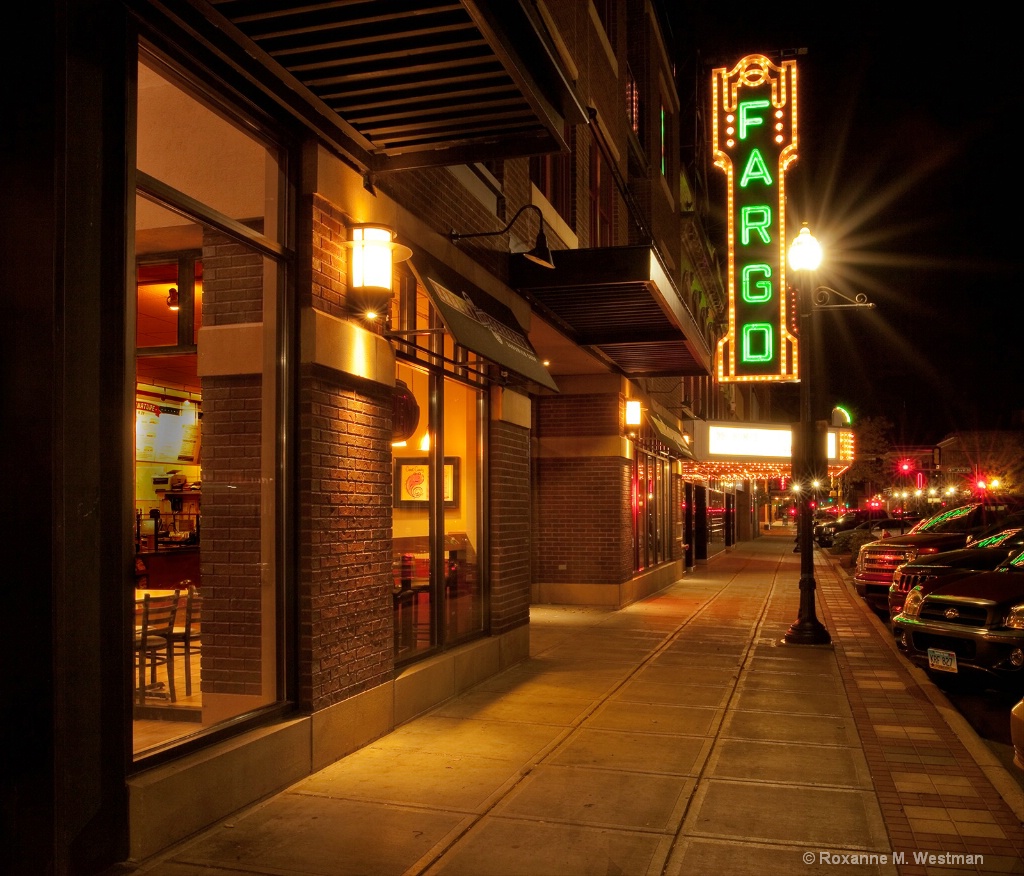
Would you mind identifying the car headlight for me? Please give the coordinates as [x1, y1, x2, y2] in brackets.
[903, 588, 924, 618]
[1005, 603, 1024, 629]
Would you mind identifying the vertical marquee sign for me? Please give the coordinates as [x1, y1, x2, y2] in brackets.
[712, 55, 800, 382]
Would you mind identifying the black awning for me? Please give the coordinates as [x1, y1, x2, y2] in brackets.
[512, 245, 713, 378]
[409, 255, 558, 392]
[139, 0, 586, 173]
[646, 413, 695, 460]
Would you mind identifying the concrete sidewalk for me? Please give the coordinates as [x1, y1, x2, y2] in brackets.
[119, 532, 1023, 875]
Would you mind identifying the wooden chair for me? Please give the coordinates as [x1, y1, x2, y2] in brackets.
[169, 582, 201, 697]
[135, 590, 179, 704]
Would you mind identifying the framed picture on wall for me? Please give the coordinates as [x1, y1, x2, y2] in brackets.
[394, 457, 459, 509]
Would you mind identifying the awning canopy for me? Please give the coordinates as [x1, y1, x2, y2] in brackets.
[512, 246, 713, 378]
[646, 413, 695, 460]
[408, 254, 559, 392]
[138, 0, 587, 173]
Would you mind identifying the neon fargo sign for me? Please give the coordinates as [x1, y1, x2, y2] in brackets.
[712, 54, 800, 382]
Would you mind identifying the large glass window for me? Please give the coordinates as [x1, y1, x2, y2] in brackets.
[633, 448, 671, 572]
[132, 51, 288, 759]
[391, 278, 486, 662]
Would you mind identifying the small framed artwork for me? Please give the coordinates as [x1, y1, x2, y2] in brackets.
[395, 457, 459, 509]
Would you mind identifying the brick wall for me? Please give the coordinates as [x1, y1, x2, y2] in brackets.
[298, 192, 395, 710]
[297, 365, 393, 711]
[311, 194, 350, 319]
[199, 375, 265, 695]
[378, 162, 536, 279]
[202, 224, 264, 325]
[533, 456, 633, 585]
[489, 419, 531, 635]
[199, 223, 266, 695]
[532, 392, 633, 586]
[536, 392, 620, 437]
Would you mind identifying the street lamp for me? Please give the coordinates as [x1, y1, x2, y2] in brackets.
[783, 224, 875, 645]
[784, 224, 831, 645]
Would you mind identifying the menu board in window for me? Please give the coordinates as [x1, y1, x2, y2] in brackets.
[136, 400, 201, 464]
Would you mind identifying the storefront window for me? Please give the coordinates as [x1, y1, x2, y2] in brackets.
[633, 448, 671, 572]
[707, 487, 727, 552]
[132, 51, 287, 758]
[391, 277, 486, 661]
[443, 377, 484, 642]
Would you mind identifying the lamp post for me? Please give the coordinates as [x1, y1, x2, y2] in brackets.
[784, 224, 831, 645]
[783, 225, 875, 644]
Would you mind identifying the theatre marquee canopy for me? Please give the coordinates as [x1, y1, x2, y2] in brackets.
[681, 420, 854, 481]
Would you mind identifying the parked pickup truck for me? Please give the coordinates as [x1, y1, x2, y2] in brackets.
[892, 555, 1024, 693]
[854, 500, 1024, 614]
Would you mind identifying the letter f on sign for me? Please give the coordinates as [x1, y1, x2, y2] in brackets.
[738, 99, 770, 139]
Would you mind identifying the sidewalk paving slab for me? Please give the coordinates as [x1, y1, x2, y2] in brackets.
[115, 533, 1024, 876]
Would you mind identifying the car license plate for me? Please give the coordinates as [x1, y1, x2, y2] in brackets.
[927, 648, 957, 673]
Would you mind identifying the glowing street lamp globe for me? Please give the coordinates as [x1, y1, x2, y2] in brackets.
[788, 223, 822, 272]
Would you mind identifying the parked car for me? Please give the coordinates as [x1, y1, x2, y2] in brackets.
[865, 516, 923, 540]
[1012, 695, 1024, 771]
[829, 517, 923, 566]
[812, 508, 847, 543]
[887, 520, 1024, 622]
[892, 558, 1024, 692]
[817, 507, 895, 548]
[855, 499, 1024, 614]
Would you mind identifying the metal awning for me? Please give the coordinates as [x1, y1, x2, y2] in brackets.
[140, 0, 587, 172]
[646, 413, 694, 460]
[408, 254, 558, 392]
[512, 246, 713, 378]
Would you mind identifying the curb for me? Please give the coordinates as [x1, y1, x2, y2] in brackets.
[821, 548, 1024, 822]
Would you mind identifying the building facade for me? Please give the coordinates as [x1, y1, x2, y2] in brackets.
[3, 2, 773, 871]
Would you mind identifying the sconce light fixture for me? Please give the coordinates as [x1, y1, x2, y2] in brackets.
[450, 204, 555, 269]
[166, 287, 180, 311]
[625, 399, 642, 427]
[345, 224, 412, 318]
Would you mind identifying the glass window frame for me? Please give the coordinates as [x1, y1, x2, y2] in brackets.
[390, 274, 489, 667]
[129, 41, 296, 768]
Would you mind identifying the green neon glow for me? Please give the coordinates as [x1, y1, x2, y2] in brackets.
[660, 105, 666, 176]
[740, 205, 772, 245]
[834, 404, 852, 424]
[739, 148, 773, 187]
[741, 323, 773, 362]
[738, 99, 770, 139]
[741, 264, 772, 302]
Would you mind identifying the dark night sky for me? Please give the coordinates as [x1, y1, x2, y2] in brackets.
[665, 5, 1020, 445]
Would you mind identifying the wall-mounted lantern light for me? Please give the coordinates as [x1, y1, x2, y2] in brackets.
[625, 399, 642, 427]
[166, 287, 180, 311]
[345, 224, 412, 318]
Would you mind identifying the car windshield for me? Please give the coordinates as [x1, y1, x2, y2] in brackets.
[971, 527, 1024, 549]
[999, 549, 1024, 570]
[913, 504, 979, 533]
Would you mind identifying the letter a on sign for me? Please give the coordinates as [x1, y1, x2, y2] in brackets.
[711, 54, 800, 383]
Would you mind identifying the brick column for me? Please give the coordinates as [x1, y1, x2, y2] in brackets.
[296, 367, 394, 710]
[489, 418, 531, 635]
